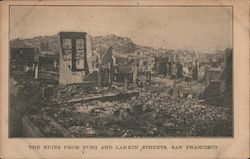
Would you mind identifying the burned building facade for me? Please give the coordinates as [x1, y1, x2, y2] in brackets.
[58, 32, 93, 85]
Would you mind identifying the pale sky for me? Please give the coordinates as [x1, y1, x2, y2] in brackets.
[10, 6, 233, 53]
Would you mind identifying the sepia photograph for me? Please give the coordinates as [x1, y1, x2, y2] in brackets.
[9, 5, 233, 138]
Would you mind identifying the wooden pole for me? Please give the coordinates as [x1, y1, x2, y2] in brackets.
[108, 62, 111, 85]
[98, 64, 102, 87]
[35, 63, 39, 79]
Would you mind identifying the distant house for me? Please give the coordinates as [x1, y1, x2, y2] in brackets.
[11, 47, 35, 64]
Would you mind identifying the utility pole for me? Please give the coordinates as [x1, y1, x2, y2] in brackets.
[35, 63, 39, 80]
[98, 63, 102, 87]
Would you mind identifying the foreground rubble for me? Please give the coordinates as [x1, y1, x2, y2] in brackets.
[20, 80, 232, 137]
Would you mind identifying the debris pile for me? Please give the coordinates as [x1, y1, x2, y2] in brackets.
[51, 84, 98, 102]
[19, 80, 232, 137]
[51, 90, 232, 137]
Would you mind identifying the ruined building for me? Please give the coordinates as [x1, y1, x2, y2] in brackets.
[202, 48, 233, 106]
[176, 63, 183, 78]
[224, 48, 232, 105]
[192, 60, 198, 80]
[10, 47, 36, 73]
[58, 32, 93, 85]
[154, 56, 169, 76]
[204, 67, 222, 84]
[10, 48, 35, 64]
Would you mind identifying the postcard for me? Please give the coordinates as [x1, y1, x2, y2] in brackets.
[0, 0, 249, 158]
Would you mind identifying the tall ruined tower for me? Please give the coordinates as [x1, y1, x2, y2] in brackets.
[58, 32, 93, 85]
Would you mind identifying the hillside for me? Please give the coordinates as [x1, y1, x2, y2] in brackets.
[10, 35, 60, 54]
[92, 34, 144, 54]
[10, 34, 156, 56]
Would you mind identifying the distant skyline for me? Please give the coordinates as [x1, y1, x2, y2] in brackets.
[10, 6, 233, 53]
